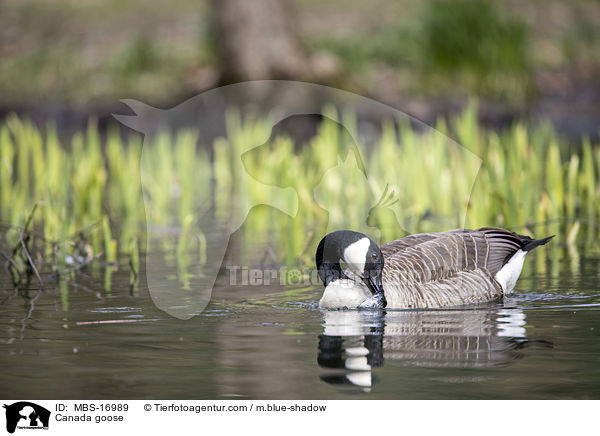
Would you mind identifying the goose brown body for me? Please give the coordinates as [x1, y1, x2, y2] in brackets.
[378, 227, 553, 308]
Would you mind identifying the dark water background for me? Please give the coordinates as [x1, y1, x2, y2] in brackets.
[1, 250, 599, 400]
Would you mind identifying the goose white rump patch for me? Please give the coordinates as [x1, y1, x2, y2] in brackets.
[495, 249, 527, 294]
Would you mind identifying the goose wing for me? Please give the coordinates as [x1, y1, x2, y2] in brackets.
[380, 227, 553, 308]
[379, 233, 438, 257]
[381, 227, 547, 282]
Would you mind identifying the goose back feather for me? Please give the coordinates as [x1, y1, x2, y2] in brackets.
[380, 227, 553, 308]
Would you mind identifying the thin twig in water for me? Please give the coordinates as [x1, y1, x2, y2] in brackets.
[19, 231, 44, 289]
[67, 280, 103, 300]
[0, 249, 21, 278]
[20, 287, 42, 340]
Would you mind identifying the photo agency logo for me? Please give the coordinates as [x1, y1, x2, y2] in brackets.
[3, 402, 50, 434]
[226, 265, 321, 287]
[114, 80, 481, 319]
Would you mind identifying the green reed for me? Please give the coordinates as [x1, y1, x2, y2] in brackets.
[0, 105, 599, 287]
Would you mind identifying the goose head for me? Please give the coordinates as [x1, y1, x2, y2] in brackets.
[316, 230, 386, 309]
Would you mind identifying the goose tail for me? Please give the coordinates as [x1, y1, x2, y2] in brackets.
[521, 234, 555, 252]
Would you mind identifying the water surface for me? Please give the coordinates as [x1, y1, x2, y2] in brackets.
[1, 252, 600, 399]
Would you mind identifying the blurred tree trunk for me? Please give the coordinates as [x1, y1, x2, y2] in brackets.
[211, 0, 312, 83]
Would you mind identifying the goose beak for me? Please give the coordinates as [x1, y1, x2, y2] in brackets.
[363, 275, 387, 308]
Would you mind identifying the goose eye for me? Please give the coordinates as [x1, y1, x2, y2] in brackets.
[372, 252, 378, 259]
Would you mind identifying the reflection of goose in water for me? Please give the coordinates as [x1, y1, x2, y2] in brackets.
[318, 311, 384, 390]
[317, 308, 552, 390]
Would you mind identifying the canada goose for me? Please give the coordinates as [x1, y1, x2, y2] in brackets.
[316, 227, 554, 309]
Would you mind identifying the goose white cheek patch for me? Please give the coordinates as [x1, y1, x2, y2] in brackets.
[343, 237, 371, 277]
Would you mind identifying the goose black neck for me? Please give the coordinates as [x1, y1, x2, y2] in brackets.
[315, 235, 348, 286]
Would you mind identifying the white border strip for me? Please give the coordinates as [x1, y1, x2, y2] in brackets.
[1, 400, 597, 435]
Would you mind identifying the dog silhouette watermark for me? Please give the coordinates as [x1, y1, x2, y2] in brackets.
[114, 80, 481, 319]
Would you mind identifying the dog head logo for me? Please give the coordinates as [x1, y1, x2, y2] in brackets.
[3, 402, 50, 433]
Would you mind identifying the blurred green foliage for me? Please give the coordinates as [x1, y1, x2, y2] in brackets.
[115, 36, 162, 77]
[420, 0, 532, 98]
[1, 105, 598, 279]
[309, 0, 533, 100]
[307, 27, 417, 72]
[1, 0, 599, 105]
[421, 0, 529, 75]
